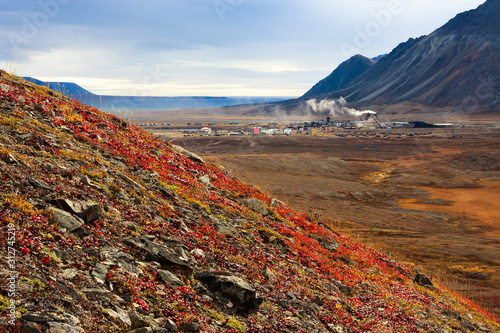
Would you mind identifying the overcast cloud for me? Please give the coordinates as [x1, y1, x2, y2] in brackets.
[0, 0, 486, 96]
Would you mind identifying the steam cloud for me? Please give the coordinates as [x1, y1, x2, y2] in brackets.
[306, 97, 376, 117]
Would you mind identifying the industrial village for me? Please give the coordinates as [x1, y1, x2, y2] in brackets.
[141, 112, 455, 138]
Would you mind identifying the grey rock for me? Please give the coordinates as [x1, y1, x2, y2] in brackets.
[128, 328, 153, 333]
[124, 236, 192, 272]
[21, 313, 52, 323]
[50, 199, 102, 223]
[158, 185, 179, 200]
[28, 177, 52, 190]
[19, 320, 42, 333]
[270, 198, 280, 208]
[82, 288, 109, 297]
[260, 267, 275, 283]
[101, 247, 142, 275]
[107, 306, 131, 326]
[60, 268, 78, 280]
[5, 153, 18, 164]
[195, 271, 262, 313]
[241, 198, 268, 216]
[158, 269, 184, 287]
[44, 322, 85, 333]
[129, 312, 149, 329]
[81, 175, 92, 185]
[323, 240, 339, 253]
[199, 175, 212, 187]
[179, 320, 200, 332]
[164, 318, 178, 331]
[92, 262, 108, 284]
[48, 208, 83, 232]
[171, 145, 204, 164]
[190, 248, 205, 258]
[119, 174, 144, 190]
[56, 282, 83, 302]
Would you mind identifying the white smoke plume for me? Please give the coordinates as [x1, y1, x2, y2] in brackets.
[306, 97, 376, 117]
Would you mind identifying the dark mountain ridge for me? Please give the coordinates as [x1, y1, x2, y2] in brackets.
[255, 0, 500, 116]
[302, 55, 375, 98]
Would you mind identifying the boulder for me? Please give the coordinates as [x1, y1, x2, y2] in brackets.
[414, 273, 434, 287]
[158, 269, 184, 287]
[190, 248, 205, 258]
[270, 198, 280, 208]
[100, 247, 142, 275]
[82, 288, 109, 297]
[199, 175, 212, 187]
[128, 328, 153, 333]
[50, 199, 102, 223]
[43, 322, 85, 333]
[124, 236, 192, 272]
[49, 208, 83, 232]
[171, 144, 205, 164]
[195, 271, 262, 313]
[129, 312, 149, 329]
[91, 262, 108, 284]
[241, 198, 268, 216]
[107, 306, 131, 327]
[260, 267, 275, 283]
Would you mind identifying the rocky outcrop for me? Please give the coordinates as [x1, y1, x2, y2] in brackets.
[241, 197, 268, 216]
[50, 199, 102, 223]
[195, 271, 263, 313]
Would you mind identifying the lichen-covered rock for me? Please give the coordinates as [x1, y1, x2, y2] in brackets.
[195, 271, 262, 313]
[158, 269, 184, 287]
[50, 199, 102, 223]
[241, 197, 268, 216]
[48, 208, 83, 232]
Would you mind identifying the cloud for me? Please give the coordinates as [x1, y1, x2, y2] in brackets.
[0, 0, 487, 96]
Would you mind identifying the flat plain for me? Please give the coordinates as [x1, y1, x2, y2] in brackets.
[170, 126, 500, 319]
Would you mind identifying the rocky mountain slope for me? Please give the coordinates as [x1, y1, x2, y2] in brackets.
[258, 0, 500, 116]
[0, 70, 499, 332]
[302, 55, 375, 99]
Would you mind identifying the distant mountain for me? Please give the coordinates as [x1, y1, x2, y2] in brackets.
[257, 0, 500, 116]
[302, 55, 375, 98]
[371, 54, 388, 62]
[23, 77, 96, 99]
[22, 77, 287, 112]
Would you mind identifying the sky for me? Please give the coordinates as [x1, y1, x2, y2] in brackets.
[0, 0, 486, 97]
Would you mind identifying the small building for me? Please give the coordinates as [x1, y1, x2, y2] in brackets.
[200, 127, 212, 135]
[253, 127, 261, 135]
[308, 128, 319, 135]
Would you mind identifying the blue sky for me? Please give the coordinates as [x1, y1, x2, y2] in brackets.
[0, 0, 486, 97]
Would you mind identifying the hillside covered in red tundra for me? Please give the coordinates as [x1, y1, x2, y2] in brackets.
[0, 70, 499, 332]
